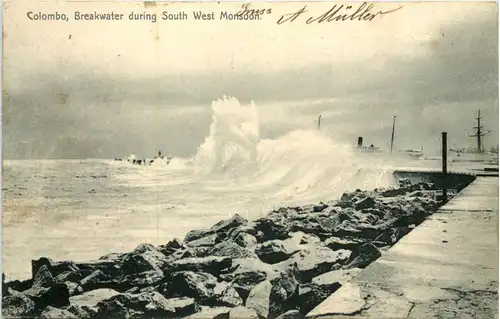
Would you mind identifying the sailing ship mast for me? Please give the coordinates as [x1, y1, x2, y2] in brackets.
[390, 116, 396, 154]
[470, 109, 490, 153]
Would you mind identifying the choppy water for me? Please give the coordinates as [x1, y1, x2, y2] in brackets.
[3, 96, 482, 280]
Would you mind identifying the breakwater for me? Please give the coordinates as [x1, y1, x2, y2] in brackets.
[2, 177, 469, 319]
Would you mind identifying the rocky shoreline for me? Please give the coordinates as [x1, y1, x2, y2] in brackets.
[2, 179, 458, 319]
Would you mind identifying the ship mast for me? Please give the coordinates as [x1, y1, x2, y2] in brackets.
[318, 115, 322, 131]
[470, 109, 490, 153]
[390, 116, 396, 154]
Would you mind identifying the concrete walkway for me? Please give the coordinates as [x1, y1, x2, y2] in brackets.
[307, 177, 499, 319]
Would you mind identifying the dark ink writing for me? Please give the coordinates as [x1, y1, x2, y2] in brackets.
[277, 2, 402, 25]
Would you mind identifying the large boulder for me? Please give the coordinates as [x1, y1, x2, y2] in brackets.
[253, 209, 292, 241]
[3, 278, 33, 293]
[246, 266, 300, 319]
[168, 297, 200, 317]
[231, 232, 258, 248]
[209, 282, 243, 308]
[69, 288, 120, 309]
[75, 259, 121, 279]
[93, 291, 177, 318]
[207, 241, 258, 259]
[2, 288, 36, 318]
[256, 241, 291, 264]
[31, 257, 79, 279]
[245, 280, 273, 319]
[276, 246, 351, 283]
[121, 244, 169, 273]
[185, 234, 222, 248]
[220, 258, 280, 282]
[343, 243, 382, 269]
[23, 265, 71, 311]
[268, 266, 301, 319]
[184, 214, 248, 243]
[228, 270, 267, 302]
[157, 238, 185, 256]
[167, 271, 218, 301]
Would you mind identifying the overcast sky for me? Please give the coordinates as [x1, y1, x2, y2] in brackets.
[3, 1, 498, 159]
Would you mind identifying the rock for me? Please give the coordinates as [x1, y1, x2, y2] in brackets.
[75, 260, 121, 279]
[323, 236, 366, 251]
[2, 288, 36, 317]
[276, 309, 304, 319]
[40, 306, 78, 319]
[246, 268, 301, 318]
[163, 256, 232, 276]
[228, 270, 267, 302]
[232, 232, 258, 248]
[22, 265, 71, 311]
[168, 297, 200, 317]
[167, 271, 217, 301]
[25, 283, 71, 311]
[120, 269, 164, 290]
[157, 238, 184, 256]
[94, 291, 178, 318]
[79, 270, 114, 291]
[65, 281, 84, 296]
[31, 257, 79, 279]
[32, 265, 55, 289]
[245, 280, 272, 319]
[256, 241, 291, 264]
[298, 283, 341, 314]
[69, 288, 120, 309]
[121, 243, 169, 274]
[4, 278, 33, 293]
[115, 243, 169, 291]
[54, 270, 83, 284]
[253, 211, 291, 241]
[276, 246, 351, 283]
[208, 241, 257, 259]
[210, 283, 243, 307]
[186, 234, 222, 248]
[221, 258, 280, 282]
[184, 214, 248, 243]
[354, 197, 376, 210]
[343, 243, 382, 269]
[268, 266, 300, 319]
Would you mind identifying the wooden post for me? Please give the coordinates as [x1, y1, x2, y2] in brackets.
[442, 132, 448, 203]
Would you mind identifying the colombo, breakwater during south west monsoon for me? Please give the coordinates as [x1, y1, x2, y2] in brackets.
[70, 10, 265, 22]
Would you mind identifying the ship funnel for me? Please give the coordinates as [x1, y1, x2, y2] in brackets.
[357, 137, 363, 148]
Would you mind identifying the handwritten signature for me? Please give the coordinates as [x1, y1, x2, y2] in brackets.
[277, 2, 402, 25]
[235, 3, 272, 17]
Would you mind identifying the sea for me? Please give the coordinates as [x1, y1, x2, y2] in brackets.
[2, 97, 482, 281]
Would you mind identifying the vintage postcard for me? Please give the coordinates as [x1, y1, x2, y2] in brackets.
[2, 1, 499, 318]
